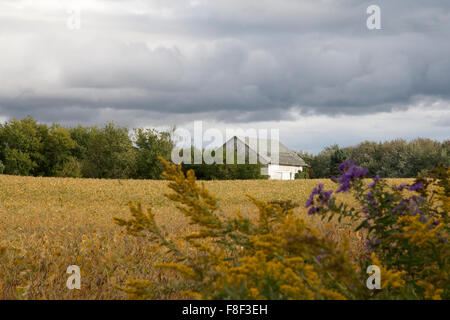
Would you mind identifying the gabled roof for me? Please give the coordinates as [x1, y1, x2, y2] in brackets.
[222, 136, 308, 167]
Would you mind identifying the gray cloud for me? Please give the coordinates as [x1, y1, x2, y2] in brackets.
[0, 0, 449, 127]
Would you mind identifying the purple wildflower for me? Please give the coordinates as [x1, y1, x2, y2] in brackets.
[305, 184, 333, 215]
[334, 161, 368, 193]
[368, 175, 380, 188]
[314, 184, 324, 195]
[408, 181, 423, 192]
[308, 206, 319, 215]
[306, 184, 324, 208]
[306, 185, 321, 207]
[432, 220, 441, 227]
[323, 190, 333, 199]
[393, 195, 424, 216]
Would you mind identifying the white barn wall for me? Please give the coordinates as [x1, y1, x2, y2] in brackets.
[267, 164, 303, 180]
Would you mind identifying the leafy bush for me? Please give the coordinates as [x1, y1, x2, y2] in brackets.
[295, 169, 310, 179]
[116, 159, 449, 300]
[306, 161, 449, 299]
[0, 160, 4, 174]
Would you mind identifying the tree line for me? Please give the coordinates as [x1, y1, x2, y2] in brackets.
[0, 117, 448, 179]
[0, 117, 173, 179]
[181, 147, 265, 180]
[298, 139, 449, 178]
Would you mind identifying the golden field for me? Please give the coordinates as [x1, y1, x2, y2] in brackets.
[0, 174, 413, 300]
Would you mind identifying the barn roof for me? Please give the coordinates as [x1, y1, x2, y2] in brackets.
[222, 136, 308, 167]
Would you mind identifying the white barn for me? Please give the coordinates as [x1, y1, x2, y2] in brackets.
[219, 136, 308, 180]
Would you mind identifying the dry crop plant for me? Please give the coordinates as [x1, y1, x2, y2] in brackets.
[115, 158, 368, 300]
[116, 158, 449, 300]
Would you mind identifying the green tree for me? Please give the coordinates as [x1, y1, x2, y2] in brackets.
[133, 128, 174, 179]
[330, 146, 347, 177]
[0, 116, 46, 175]
[55, 156, 82, 178]
[309, 145, 339, 178]
[345, 141, 383, 177]
[3, 148, 35, 176]
[78, 123, 135, 179]
[41, 125, 77, 176]
[69, 125, 92, 161]
[406, 138, 447, 177]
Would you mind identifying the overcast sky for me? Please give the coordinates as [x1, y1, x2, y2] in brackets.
[0, 0, 449, 153]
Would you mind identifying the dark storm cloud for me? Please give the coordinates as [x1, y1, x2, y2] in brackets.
[0, 0, 449, 125]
